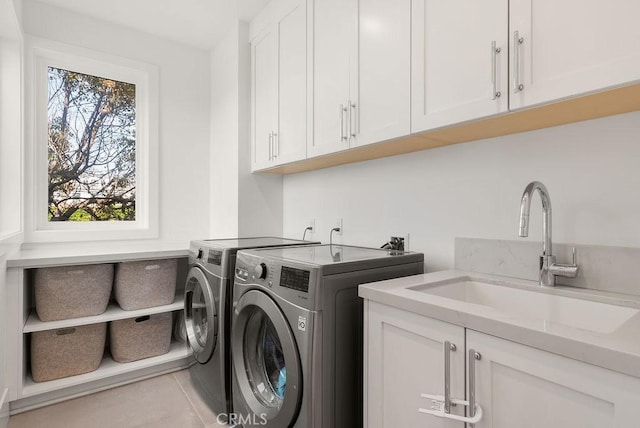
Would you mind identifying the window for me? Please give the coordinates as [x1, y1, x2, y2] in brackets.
[47, 67, 136, 222]
[27, 41, 159, 242]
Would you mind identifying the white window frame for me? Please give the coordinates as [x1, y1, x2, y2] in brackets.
[25, 37, 159, 242]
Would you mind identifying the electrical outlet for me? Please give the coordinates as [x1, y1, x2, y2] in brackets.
[333, 218, 343, 235]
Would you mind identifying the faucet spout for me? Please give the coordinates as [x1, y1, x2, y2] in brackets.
[519, 181, 552, 257]
[518, 181, 579, 286]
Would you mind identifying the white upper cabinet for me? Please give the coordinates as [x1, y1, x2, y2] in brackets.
[510, 0, 640, 109]
[308, 0, 355, 157]
[252, 29, 278, 171]
[251, 0, 640, 172]
[309, 0, 411, 156]
[411, 0, 509, 133]
[352, 0, 411, 148]
[251, 0, 307, 171]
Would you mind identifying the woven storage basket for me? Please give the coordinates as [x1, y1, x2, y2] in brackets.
[31, 323, 106, 382]
[110, 313, 172, 363]
[34, 264, 113, 322]
[114, 259, 177, 310]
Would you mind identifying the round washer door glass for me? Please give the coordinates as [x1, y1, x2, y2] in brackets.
[232, 290, 302, 426]
[184, 267, 218, 364]
[245, 310, 287, 406]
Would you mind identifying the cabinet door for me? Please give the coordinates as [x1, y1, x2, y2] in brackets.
[274, 1, 307, 166]
[364, 301, 465, 428]
[509, 0, 640, 110]
[352, 0, 411, 147]
[467, 330, 640, 427]
[308, 0, 355, 157]
[252, 29, 278, 171]
[411, 0, 508, 133]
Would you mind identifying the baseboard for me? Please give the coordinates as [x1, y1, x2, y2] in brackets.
[0, 388, 9, 428]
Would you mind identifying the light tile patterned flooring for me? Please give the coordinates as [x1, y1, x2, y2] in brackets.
[8, 370, 227, 428]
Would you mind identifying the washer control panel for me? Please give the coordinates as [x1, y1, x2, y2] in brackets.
[254, 262, 268, 279]
[234, 252, 318, 309]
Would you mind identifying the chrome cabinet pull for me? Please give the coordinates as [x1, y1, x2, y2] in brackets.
[513, 31, 524, 93]
[340, 104, 348, 141]
[273, 131, 278, 158]
[468, 349, 482, 425]
[349, 101, 357, 138]
[491, 41, 502, 100]
[418, 342, 484, 424]
[444, 341, 456, 413]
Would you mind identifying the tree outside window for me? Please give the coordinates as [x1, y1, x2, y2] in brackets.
[47, 67, 136, 221]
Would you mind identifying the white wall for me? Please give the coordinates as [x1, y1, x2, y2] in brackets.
[0, 0, 21, 424]
[21, 0, 211, 244]
[0, 253, 8, 428]
[0, 0, 23, 243]
[0, 39, 22, 241]
[210, 22, 283, 238]
[283, 111, 640, 271]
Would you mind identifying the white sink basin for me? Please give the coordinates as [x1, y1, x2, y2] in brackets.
[411, 279, 639, 334]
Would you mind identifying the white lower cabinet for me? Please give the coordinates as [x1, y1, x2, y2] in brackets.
[468, 330, 640, 428]
[364, 301, 465, 428]
[364, 301, 640, 427]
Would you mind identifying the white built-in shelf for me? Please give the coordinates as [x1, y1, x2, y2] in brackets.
[23, 292, 185, 333]
[21, 341, 191, 397]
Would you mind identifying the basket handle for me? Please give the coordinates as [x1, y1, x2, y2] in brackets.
[135, 316, 151, 323]
[56, 328, 77, 336]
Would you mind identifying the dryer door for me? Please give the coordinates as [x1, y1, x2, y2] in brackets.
[184, 266, 218, 364]
[232, 290, 302, 427]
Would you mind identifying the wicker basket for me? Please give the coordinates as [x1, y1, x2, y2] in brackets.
[114, 259, 177, 310]
[34, 264, 113, 322]
[31, 323, 106, 382]
[110, 313, 172, 363]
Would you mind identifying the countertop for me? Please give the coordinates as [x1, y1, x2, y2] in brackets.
[359, 269, 640, 379]
[6, 241, 190, 268]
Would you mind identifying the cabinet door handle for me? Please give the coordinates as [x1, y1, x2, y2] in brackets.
[513, 31, 524, 93]
[349, 101, 357, 138]
[491, 41, 502, 100]
[273, 131, 278, 158]
[443, 341, 456, 413]
[340, 104, 348, 141]
[468, 349, 482, 424]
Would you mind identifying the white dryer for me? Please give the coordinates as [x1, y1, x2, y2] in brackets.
[231, 244, 424, 427]
[183, 238, 318, 417]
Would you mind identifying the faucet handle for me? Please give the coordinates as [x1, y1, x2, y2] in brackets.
[549, 247, 579, 279]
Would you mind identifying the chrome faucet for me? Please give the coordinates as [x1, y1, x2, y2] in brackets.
[518, 181, 579, 286]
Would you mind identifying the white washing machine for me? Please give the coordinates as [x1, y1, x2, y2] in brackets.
[183, 238, 318, 417]
[231, 244, 424, 427]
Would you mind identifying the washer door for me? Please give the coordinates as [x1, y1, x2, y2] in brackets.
[232, 290, 302, 427]
[184, 266, 218, 364]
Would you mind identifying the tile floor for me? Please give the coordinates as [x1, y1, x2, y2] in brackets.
[8, 370, 228, 428]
